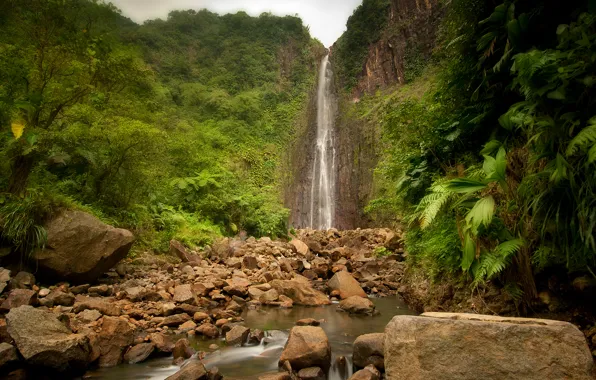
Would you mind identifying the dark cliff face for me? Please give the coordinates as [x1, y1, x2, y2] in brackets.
[328, 0, 444, 229]
[351, 0, 444, 99]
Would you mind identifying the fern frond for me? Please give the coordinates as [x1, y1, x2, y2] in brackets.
[465, 196, 495, 235]
[566, 117, 596, 156]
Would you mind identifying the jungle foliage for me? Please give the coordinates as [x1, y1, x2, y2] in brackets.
[0, 0, 322, 255]
[351, 0, 595, 301]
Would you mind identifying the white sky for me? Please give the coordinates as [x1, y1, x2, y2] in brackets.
[109, 0, 362, 47]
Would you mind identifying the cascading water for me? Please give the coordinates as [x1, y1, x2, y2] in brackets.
[309, 54, 337, 229]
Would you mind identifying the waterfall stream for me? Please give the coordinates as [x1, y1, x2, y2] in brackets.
[309, 54, 337, 229]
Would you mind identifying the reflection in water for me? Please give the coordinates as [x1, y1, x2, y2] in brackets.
[88, 297, 415, 380]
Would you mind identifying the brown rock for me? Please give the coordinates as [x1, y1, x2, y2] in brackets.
[259, 289, 279, 304]
[0, 342, 19, 370]
[160, 313, 191, 327]
[338, 296, 374, 315]
[328, 271, 366, 299]
[297, 367, 325, 380]
[72, 296, 120, 316]
[32, 210, 134, 283]
[165, 359, 208, 380]
[279, 326, 331, 371]
[296, 318, 320, 326]
[290, 239, 309, 255]
[242, 256, 258, 270]
[8, 272, 35, 290]
[124, 343, 154, 364]
[193, 312, 210, 322]
[150, 332, 174, 353]
[349, 365, 380, 380]
[6, 306, 90, 373]
[384, 313, 595, 380]
[173, 285, 194, 304]
[170, 240, 201, 263]
[225, 325, 250, 346]
[173, 338, 194, 361]
[196, 323, 219, 338]
[353, 333, 384, 370]
[270, 280, 330, 306]
[97, 316, 134, 367]
[0, 289, 37, 311]
[39, 290, 75, 307]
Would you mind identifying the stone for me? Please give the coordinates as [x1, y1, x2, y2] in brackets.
[0, 289, 37, 311]
[123, 343, 154, 364]
[88, 284, 111, 296]
[196, 323, 219, 338]
[384, 313, 595, 380]
[327, 271, 366, 299]
[226, 325, 250, 346]
[6, 306, 90, 373]
[297, 367, 325, 380]
[258, 373, 292, 380]
[170, 240, 200, 263]
[8, 272, 35, 289]
[353, 333, 384, 370]
[259, 289, 279, 303]
[338, 296, 374, 315]
[248, 287, 265, 299]
[173, 338, 194, 361]
[165, 359, 208, 380]
[124, 286, 146, 301]
[38, 288, 51, 297]
[279, 326, 331, 371]
[39, 290, 75, 307]
[296, 318, 320, 326]
[270, 280, 330, 306]
[290, 239, 309, 255]
[150, 332, 174, 353]
[0, 342, 19, 370]
[97, 316, 135, 367]
[32, 210, 135, 283]
[160, 313, 191, 327]
[193, 312, 210, 322]
[242, 256, 258, 269]
[178, 320, 197, 331]
[72, 296, 120, 316]
[0, 267, 10, 283]
[349, 365, 380, 380]
[173, 284, 194, 304]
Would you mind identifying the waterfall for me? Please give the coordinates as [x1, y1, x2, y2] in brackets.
[309, 54, 337, 229]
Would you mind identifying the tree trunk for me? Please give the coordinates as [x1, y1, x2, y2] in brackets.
[7, 154, 34, 195]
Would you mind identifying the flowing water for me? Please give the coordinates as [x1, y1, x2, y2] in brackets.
[88, 297, 415, 380]
[309, 55, 337, 229]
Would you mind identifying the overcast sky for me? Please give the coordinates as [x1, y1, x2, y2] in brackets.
[109, 0, 361, 47]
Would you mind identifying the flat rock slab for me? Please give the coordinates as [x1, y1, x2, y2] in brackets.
[384, 313, 595, 380]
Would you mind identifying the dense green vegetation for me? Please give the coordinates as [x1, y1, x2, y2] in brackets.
[0, 0, 322, 256]
[348, 0, 595, 303]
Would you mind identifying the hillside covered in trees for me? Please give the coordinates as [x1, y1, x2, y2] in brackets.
[333, 0, 596, 306]
[0, 0, 324, 256]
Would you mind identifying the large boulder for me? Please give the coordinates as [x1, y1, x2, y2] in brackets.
[6, 306, 90, 373]
[353, 333, 384, 370]
[384, 313, 595, 380]
[226, 325, 250, 346]
[279, 326, 331, 371]
[270, 280, 330, 306]
[31, 210, 134, 283]
[327, 271, 366, 299]
[165, 359, 208, 380]
[338, 296, 375, 315]
[97, 316, 135, 367]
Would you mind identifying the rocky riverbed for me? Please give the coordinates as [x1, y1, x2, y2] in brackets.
[1, 227, 595, 380]
[0, 228, 409, 379]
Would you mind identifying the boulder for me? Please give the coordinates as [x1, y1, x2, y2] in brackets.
[150, 332, 174, 353]
[353, 333, 384, 370]
[31, 210, 135, 283]
[290, 239, 309, 255]
[0, 289, 37, 311]
[165, 359, 208, 380]
[349, 365, 381, 380]
[338, 296, 375, 315]
[170, 240, 200, 263]
[242, 256, 258, 270]
[173, 285, 194, 304]
[279, 326, 331, 371]
[196, 323, 219, 338]
[6, 306, 90, 373]
[297, 367, 325, 380]
[0, 342, 19, 370]
[226, 325, 250, 346]
[270, 280, 330, 306]
[384, 313, 595, 380]
[72, 296, 120, 316]
[123, 343, 154, 364]
[97, 316, 134, 367]
[39, 290, 75, 307]
[328, 271, 366, 299]
[172, 338, 194, 361]
[8, 271, 35, 289]
[259, 289, 279, 304]
[160, 313, 191, 327]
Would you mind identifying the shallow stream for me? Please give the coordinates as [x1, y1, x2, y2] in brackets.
[87, 297, 415, 380]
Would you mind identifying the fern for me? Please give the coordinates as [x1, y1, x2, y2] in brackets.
[473, 238, 524, 285]
[566, 117, 596, 156]
[465, 196, 495, 235]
